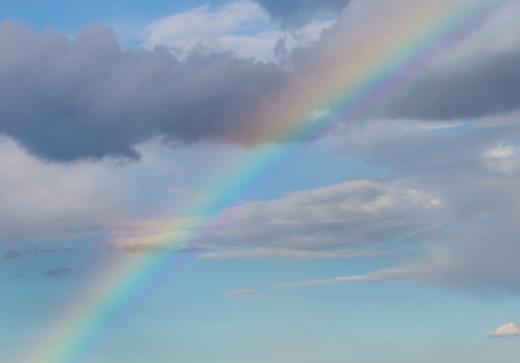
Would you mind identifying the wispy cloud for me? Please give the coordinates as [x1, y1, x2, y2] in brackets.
[279, 268, 408, 288]
[199, 248, 383, 260]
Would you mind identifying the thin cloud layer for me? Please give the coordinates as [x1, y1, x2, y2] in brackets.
[340, 119, 520, 293]
[280, 268, 407, 288]
[204, 180, 443, 250]
[198, 248, 382, 260]
[109, 179, 443, 257]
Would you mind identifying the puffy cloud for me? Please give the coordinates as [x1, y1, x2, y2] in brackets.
[144, 2, 334, 62]
[489, 323, 520, 338]
[144, 2, 271, 59]
[0, 21, 286, 161]
[2, 1, 520, 301]
[1, 1, 520, 162]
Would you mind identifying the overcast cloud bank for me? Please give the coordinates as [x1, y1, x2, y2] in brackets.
[1, 1, 520, 162]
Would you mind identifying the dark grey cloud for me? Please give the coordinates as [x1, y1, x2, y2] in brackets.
[0, 21, 286, 162]
[256, 0, 349, 25]
[2, 2, 520, 163]
[375, 49, 520, 121]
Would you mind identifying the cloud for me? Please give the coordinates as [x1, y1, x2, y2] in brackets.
[144, 2, 271, 60]
[108, 179, 443, 258]
[203, 180, 443, 250]
[279, 268, 407, 288]
[375, 47, 520, 121]
[337, 118, 520, 293]
[255, 0, 349, 26]
[1, 2, 520, 162]
[292, 0, 520, 124]
[489, 323, 520, 338]
[0, 21, 286, 161]
[3, 249, 22, 259]
[0, 137, 128, 243]
[483, 143, 520, 174]
[225, 289, 277, 300]
[144, 2, 334, 62]
[198, 248, 382, 260]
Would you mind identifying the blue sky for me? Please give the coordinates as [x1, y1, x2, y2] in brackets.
[0, 0, 207, 31]
[1, 1, 520, 362]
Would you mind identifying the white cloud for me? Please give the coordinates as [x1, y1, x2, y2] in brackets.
[337, 118, 520, 293]
[0, 137, 127, 243]
[144, 2, 268, 49]
[203, 179, 443, 250]
[489, 323, 520, 338]
[143, 1, 334, 62]
[483, 144, 520, 174]
[279, 268, 407, 288]
[199, 248, 382, 260]
[108, 179, 443, 258]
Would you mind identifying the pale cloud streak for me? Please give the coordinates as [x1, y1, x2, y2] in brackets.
[198, 248, 383, 260]
[279, 268, 407, 288]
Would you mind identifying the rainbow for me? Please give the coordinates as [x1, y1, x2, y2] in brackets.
[19, 1, 504, 362]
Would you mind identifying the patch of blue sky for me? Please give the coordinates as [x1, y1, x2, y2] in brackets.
[123, 140, 386, 218]
[245, 141, 387, 202]
[0, 0, 227, 33]
[13, 252, 513, 363]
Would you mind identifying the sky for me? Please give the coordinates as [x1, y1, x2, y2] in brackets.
[1, 1, 520, 362]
